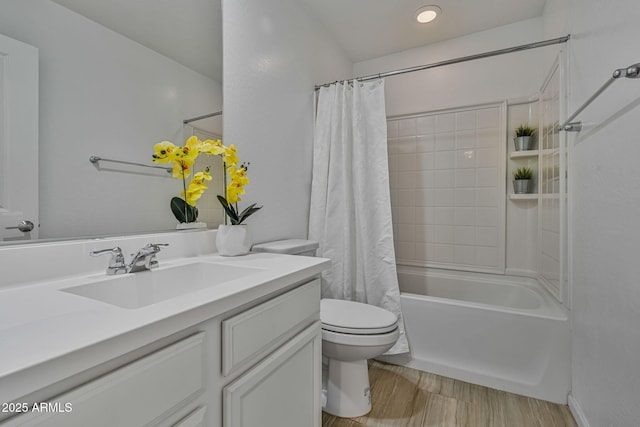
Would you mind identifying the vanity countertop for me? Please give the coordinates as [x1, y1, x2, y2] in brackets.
[0, 252, 330, 403]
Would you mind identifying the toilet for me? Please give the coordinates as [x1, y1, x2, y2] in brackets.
[252, 239, 400, 418]
[320, 298, 399, 417]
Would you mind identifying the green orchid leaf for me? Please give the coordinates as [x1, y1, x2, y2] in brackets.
[217, 195, 239, 222]
[237, 206, 262, 224]
[170, 197, 198, 223]
[238, 203, 258, 218]
[216, 195, 229, 208]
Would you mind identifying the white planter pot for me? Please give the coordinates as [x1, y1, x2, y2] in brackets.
[216, 224, 252, 256]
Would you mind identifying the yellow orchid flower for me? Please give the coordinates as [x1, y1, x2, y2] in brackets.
[225, 179, 246, 205]
[181, 169, 213, 206]
[172, 158, 195, 179]
[174, 142, 199, 163]
[226, 180, 245, 199]
[192, 169, 213, 185]
[183, 135, 222, 156]
[188, 170, 212, 192]
[184, 135, 202, 153]
[200, 139, 226, 156]
[227, 165, 250, 186]
[152, 141, 178, 163]
[183, 187, 205, 205]
[223, 144, 239, 166]
[225, 189, 239, 205]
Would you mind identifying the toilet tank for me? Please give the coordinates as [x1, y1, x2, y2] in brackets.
[252, 239, 319, 256]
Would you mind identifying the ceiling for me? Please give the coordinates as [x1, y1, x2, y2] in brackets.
[51, 0, 223, 82]
[300, 0, 548, 62]
[50, 0, 547, 82]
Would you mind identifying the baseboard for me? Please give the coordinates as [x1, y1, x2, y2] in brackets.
[568, 394, 590, 427]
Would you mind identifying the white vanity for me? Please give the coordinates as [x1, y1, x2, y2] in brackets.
[0, 230, 329, 427]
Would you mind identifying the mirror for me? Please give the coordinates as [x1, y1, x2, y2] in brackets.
[0, 0, 223, 244]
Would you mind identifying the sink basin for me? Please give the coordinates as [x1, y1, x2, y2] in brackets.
[62, 262, 264, 309]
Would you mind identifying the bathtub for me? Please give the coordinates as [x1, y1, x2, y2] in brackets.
[380, 266, 570, 404]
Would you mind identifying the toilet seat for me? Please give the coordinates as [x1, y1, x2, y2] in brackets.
[321, 299, 398, 335]
[322, 323, 398, 334]
[321, 326, 399, 346]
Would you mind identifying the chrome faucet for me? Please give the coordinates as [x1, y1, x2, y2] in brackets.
[128, 243, 169, 273]
[90, 247, 128, 275]
[90, 243, 169, 275]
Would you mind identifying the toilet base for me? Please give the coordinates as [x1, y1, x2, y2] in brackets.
[323, 358, 371, 418]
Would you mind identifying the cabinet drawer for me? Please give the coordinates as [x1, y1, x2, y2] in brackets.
[6, 333, 205, 427]
[222, 279, 320, 376]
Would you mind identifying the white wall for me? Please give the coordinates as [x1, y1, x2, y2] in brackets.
[0, 0, 223, 239]
[355, 18, 561, 274]
[354, 17, 558, 116]
[222, 0, 352, 244]
[543, 0, 640, 425]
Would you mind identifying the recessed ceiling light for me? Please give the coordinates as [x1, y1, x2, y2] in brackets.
[415, 5, 441, 24]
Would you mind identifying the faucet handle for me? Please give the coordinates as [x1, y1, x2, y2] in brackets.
[90, 246, 124, 261]
[145, 243, 169, 252]
[90, 247, 127, 275]
[145, 243, 169, 269]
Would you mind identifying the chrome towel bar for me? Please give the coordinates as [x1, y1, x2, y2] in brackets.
[183, 110, 222, 124]
[559, 62, 640, 132]
[89, 156, 172, 173]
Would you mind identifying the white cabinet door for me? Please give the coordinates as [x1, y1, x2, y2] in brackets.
[223, 322, 322, 427]
[0, 33, 38, 242]
[3, 333, 205, 427]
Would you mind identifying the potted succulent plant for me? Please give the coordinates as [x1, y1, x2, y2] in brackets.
[512, 166, 533, 194]
[514, 124, 537, 151]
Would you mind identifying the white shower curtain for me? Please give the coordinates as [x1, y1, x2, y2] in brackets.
[309, 79, 408, 354]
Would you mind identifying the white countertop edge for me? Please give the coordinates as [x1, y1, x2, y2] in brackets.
[0, 252, 330, 403]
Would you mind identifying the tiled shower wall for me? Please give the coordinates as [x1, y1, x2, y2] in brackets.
[388, 103, 506, 273]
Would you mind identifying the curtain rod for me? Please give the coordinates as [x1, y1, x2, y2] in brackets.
[183, 110, 223, 124]
[314, 35, 570, 90]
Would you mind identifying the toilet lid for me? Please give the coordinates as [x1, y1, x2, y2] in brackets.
[321, 299, 398, 335]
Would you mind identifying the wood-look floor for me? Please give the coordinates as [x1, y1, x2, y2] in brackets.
[322, 361, 577, 427]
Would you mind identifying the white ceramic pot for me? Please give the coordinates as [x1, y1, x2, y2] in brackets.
[216, 224, 251, 256]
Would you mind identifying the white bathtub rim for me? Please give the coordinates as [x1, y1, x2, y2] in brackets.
[401, 291, 567, 321]
[397, 266, 568, 320]
[398, 264, 548, 290]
